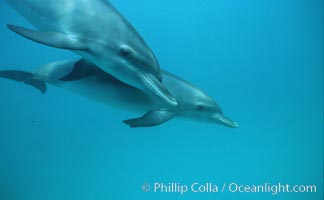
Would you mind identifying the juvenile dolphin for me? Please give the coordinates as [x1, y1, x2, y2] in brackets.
[5, 0, 178, 107]
[0, 60, 238, 128]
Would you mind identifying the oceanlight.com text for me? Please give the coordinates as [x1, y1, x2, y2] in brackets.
[227, 182, 317, 195]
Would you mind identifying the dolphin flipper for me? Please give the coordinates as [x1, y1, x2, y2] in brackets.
[123, 110, 175, 127]
[7, 24, 86, 50]
[140, 73, 178, 107]
[0, 70, 47, 94]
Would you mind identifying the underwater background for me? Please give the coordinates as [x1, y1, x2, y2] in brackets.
[0, 0, 322, 200]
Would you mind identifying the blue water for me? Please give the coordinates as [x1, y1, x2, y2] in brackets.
[0, 0, 322, 200]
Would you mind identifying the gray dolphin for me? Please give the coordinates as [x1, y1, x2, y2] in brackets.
[5, 0, 178, 107]
[0, 60, 238, 128]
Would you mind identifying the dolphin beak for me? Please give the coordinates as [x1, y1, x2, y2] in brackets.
[212, 113, 238, 128]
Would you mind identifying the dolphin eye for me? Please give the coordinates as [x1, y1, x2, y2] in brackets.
[119, 45, 133, 57]
[197, 104, 205, 110]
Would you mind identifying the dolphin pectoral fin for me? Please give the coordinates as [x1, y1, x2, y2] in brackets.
[7, 24, 86, 50]
[140, 73, 178, 107]
[0, 70, 47, 94]
[123, 110, 175, 128]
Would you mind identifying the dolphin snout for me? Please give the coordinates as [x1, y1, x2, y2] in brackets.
[213, 113, 238, 128]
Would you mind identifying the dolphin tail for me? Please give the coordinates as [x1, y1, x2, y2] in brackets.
[0, 70, 47, 94]
[123, 110, 175, 128]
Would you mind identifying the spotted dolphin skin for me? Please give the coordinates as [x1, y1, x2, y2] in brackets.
[0, 60, 238, 128]
[5, 0, 178, 108]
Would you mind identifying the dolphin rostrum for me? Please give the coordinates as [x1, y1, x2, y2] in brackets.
[5, 0, 178, 107]
[0, 60, 238, 128]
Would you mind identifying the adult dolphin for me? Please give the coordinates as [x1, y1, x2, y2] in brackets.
[0, 59, 238, 128]
[5, 0, 178, 107]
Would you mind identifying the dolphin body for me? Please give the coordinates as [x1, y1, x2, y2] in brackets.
[0, 60, 238, 128]
[5, 0, 178, 108]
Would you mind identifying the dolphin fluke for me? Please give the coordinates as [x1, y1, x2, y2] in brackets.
[7, 24, 86, 50]
[123, 110, 175, 127]
[0, 70, 46, 94]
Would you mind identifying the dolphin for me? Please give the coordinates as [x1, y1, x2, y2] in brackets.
[0, 59, 238, 128]
[5, 0, 178, 107]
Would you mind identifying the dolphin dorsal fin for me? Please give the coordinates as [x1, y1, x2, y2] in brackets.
[60, 59, 96, 81]
[7, 24, 86, 50]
